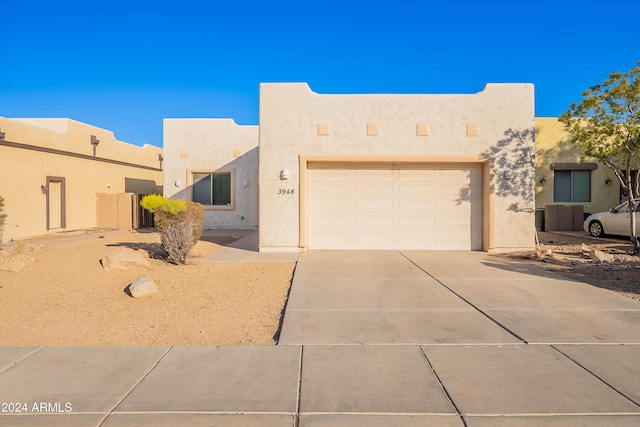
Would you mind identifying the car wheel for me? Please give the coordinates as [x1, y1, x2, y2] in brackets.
[589, 221, 605, 237]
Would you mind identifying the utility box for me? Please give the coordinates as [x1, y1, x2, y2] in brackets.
[544, 205, 584, 231]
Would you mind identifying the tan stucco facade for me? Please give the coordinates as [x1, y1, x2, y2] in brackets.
[163, 119, 259, 228]
[0, 117, 163, 242]
[259, 83, 536, 253]
[535, 117, 619, 216]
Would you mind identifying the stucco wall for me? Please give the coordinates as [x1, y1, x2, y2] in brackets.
[163, 119, 259, 228]
[259, 83, 535, 252]
[0, 117, 163, 242]
[535, 117, 619, 216]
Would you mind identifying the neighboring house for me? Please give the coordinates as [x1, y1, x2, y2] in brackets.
[535, 117, 619, 217]
[165, 82, 536, 253]
[0, 117, 163, 242]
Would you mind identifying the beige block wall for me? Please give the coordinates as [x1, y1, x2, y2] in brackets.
[163, 119, 259, 228]
[259, 83, 536, 253]
[0, 117, 163, 242]
[535, 117, 619, 215]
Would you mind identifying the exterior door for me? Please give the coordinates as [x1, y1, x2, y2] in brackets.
[47, 177, 66, 230]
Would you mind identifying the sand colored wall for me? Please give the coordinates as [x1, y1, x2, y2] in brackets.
[535, 117, 619, 216]
[163, 119, 259, 228]
[0, 117, 163, 242]
[259, 83, 536, 253]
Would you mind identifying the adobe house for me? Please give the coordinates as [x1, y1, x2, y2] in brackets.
[164, 82, 536, 253]
[0, 117, 163, 242]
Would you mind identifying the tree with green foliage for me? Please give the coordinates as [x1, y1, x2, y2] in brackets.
[560, 61, 640, 254]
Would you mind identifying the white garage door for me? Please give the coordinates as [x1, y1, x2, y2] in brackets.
[307, 163, 482, 250]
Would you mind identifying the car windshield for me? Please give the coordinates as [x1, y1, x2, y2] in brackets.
[614, 200, 640, 212]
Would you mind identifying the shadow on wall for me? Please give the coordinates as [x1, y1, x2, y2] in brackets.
[456, 128, 535, 213]
[125, 178, 163, 195]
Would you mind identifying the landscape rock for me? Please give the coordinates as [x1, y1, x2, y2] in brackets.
[128, 274, 159, 298]
[136, 248, 150, 258]
[0, 244, 43, 272]
[101, 247, 151, 271]
[589, 249, 615, 263]
[581, 243, 591, 257]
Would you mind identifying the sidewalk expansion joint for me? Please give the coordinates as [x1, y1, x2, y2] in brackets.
[294, 346, 303, 427]
[419, 346, 468, 427]
[98, 346, 173, 426]
[0, 347, 42, 375]
[551, 345, 640, 408]
[400, 252, 529, 345]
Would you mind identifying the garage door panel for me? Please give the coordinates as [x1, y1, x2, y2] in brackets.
[441, 218, 471, 227]
[308, 164, 481, 250]
[397, 182, 436, 192]
[354, 185, 393, 196]
[312, 235, 351, 248]
[355, 218, 393, 226]
[314, 216, 351, 226]
[397, 218, 436, 227]
[396, 202, 436, 211]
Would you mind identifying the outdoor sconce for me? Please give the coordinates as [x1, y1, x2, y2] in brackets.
[605, 178, 612, 185]
[540, 177, 546, 185]
[90, 135, 100, 157]
[174, 180, 181, 187]
[0, 127, 5, 141]
[503, 170, 515, 180]
[242, 179, 249, 187]
[158, 154, 164, 169]
[280, 169, 290, 180]
[40, 185, 47, 194]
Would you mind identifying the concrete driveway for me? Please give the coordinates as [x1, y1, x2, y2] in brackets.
[279, 250, 640, 345]
[276, 250, 640, 424]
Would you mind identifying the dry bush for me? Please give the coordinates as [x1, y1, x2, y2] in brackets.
[184, 202, 204, 243]
[160, 221, 195, 265]
[140, 195, 203, 264]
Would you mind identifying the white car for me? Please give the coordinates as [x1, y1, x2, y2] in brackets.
[584, 199, 640, 237]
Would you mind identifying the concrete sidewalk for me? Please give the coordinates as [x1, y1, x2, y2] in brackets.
[202, 229, 299, 262]
[1, 250, 640, 426]
[1, 344, 640, 426]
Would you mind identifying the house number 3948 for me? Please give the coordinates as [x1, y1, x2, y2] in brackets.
[277, 189, 295, 195]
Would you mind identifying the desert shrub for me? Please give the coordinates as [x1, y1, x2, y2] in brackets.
[0, 195, 6, 244]
[162, 199, 187, 216]
[160, 221, 195, 265]
[139, 194, 167, 213]
[184, 201, 204, 243]
[139, 195, 203, 264]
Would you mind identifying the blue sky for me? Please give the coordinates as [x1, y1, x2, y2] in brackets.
[2, 0, 639, 148]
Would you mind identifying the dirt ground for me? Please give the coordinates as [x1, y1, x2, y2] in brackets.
[1, 229, 638, 347]
[0, 230, 295, 346]
[499, 231, 640, 302]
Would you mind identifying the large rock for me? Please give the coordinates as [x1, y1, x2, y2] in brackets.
[0, 244, 43, 272]
[128, 274, 159, 298]
[101, 247, 151, 271]
[589, 249, 615, 263]
[581, 243, 591, 258]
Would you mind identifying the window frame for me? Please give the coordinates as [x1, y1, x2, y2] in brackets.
[187, 169, 235, 210]
[553, 169, 591, 203]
